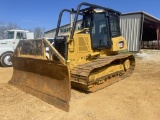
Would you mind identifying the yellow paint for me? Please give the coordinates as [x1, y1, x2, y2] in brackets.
[89, 64, 124, 82]
[67, 29, 128, 69]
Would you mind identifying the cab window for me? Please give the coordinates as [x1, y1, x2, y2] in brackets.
[109, 14, 121, 37]
[16, 32, 26, 39]
[16, 32, 22, 39]
[90, 13, 111, 49]
[5, 31, 14, 39]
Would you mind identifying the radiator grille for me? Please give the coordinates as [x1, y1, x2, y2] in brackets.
[78, 37, 89, 52]
[54, 36, 68, 60]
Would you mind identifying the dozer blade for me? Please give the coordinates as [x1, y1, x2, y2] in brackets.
[9, 39, 71, 112]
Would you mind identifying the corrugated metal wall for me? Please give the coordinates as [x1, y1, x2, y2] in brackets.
[44, 30, 56, 38]
[120, 14, 142, 51]
[45, 21, 82, 38]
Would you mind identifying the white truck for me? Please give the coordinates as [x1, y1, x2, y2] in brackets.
[0, 29, 34, 67]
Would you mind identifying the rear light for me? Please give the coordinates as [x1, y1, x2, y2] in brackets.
[119, 41, 124, 48]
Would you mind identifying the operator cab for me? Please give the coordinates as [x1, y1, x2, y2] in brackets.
[81, 9, 121, 49]
[4, 30, 28, 40]
[54, 2, 124, 60]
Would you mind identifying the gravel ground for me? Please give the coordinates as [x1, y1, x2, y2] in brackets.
[0, 49, 160, 120]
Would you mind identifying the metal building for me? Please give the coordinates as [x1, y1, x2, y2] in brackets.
[44, 20, 82, 38]
[45, 11, 160, 52]
[120, 12, 160, 51]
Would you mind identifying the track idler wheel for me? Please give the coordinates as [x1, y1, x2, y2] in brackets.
[123, 59, 130, 71]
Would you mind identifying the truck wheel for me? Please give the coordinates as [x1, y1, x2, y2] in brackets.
[1, 53, 13, 67]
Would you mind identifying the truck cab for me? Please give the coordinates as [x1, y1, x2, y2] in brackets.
[0, 29, 34, 67]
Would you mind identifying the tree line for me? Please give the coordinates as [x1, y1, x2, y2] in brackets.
[0, 22, 45, 39]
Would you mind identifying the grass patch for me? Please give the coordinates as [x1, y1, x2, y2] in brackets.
[118, 50, 141, 59]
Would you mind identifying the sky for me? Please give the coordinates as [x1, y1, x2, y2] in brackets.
[0, 0, 160, 31]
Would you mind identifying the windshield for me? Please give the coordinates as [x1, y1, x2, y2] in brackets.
[81, 14, 91, 29]
[5, 31, 14, 39]
[90, 13, 111, 49]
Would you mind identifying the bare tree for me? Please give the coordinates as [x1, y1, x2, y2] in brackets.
[0, 22, 20, 39]
[33, 27, 45, 39]
[0, 22, 6, 39]
[7, 23, 20, 30]
[0, 22, 45, 39]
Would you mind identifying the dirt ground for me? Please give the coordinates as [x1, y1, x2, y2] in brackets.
[0, 49, 160, 120]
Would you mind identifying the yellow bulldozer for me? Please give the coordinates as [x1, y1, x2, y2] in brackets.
[9, 2, 135, 111]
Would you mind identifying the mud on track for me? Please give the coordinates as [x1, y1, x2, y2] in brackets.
[0, 49, 160, 120]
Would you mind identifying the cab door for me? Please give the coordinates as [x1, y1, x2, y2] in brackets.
[14, 32, 26, 49]
[90, 13, 112, 49]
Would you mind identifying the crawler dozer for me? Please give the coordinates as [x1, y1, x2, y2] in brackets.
[9, 2, 135, 111]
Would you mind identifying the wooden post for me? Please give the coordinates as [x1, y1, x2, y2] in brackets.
[42, 40, 46, 59]
[157, 26, 160, 50]
[17, 47, 20, 57]
[49, 50, 53, 60]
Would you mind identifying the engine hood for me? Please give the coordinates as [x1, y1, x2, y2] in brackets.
[0, 39, 14, 43]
